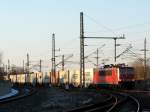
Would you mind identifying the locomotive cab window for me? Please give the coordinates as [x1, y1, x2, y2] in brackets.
[99, 69, 112, 76]
[119, 67, 134, 75]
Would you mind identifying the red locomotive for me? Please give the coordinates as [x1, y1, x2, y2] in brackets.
[93, 64, 135, 88]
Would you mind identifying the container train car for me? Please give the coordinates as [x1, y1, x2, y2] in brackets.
[58, 68, 94, 87]
[93, 65, 135, 88]
[9, 72, 51, 86]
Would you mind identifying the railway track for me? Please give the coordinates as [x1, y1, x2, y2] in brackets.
[67, 90, 141, 112]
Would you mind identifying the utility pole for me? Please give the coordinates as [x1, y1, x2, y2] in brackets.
[5, 65, 7, 77]
[26, 53, 29, 84]
[80, 12, 85, 88]
[40, 59, 42, 72]
[80, 12, 125, 88]
[96, 48, 99, 68]
[140, 38, 148, 89]
[23, 60, 24, 74]
[27, 53, 29, 74]
[52, 33, 56, 84]
[51, 34, 60, 85]
[114, 38, 117, 63]
[62, 55, 64, 71]
[8, 59, 10, 80]
[144, 38, 147, 81]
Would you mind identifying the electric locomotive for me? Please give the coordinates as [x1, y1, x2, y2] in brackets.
[93, 64, 135, 88]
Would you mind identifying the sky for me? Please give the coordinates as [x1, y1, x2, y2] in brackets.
[0, 0, 150, 71]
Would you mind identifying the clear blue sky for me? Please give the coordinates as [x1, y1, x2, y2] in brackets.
[0, 0, 150, 69]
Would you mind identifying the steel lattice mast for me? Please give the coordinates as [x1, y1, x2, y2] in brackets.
[80, 12, 125, 88]
[52, 33, 56, 84]
[80, 12, 85, 88]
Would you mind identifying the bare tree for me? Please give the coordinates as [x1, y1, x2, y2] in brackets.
[0, 52, 4, 80]
[0, 52, 2, 66]
[131, 60, 150, 80]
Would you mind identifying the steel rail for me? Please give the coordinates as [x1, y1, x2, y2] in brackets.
[108, 91, 140, 112]
[128, 95, 140, 112]
[106, 95, 118, 112]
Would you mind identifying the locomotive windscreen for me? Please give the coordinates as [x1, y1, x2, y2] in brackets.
[99, 68, 112, 76]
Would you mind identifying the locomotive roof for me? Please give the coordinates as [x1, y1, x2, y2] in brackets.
[100, 64, 133, 69]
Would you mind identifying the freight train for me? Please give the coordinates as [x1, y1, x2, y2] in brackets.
[9, 64, 135, 88]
